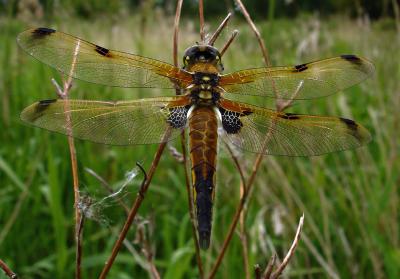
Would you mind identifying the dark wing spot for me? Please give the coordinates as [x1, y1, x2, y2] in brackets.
[279, 113, 300, 120]
[95, 45, 111, 57]
[340, 117, 358, 130]
[38, 99, 57, 105]
[26, 99, 57, 121]
[32, 27, 56, 38]
[293, 63, 308, 72]
[35, 99, 57, 113]
[340, 117, 363, 141]
[341, 54, 362, 65]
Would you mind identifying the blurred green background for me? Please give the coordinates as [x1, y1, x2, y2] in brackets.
[0, 0, 399, 278]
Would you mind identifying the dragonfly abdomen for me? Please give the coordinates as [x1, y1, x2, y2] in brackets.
[188, 106, 218, 250]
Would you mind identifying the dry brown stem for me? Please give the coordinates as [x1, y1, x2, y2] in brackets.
[0, 259, 18, 279]
[234, 0, 271, 66]
[199, 0, 205, 42]
[51, 38, 82, 279]
[173, 0, 183, 66]
[208, 13, 232, 45]
[220, 30, 239, 56]
[254, 264, 262, 279]
[270, 214, 304, 277]
[263, 254, 276, 278]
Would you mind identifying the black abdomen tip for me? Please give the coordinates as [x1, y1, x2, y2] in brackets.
[199, 231, 210, 250]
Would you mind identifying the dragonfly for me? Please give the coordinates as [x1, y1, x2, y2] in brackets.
[17, 27, 374, 249]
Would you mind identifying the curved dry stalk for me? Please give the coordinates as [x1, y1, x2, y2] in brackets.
[98, 131, 170, 278]
[173, 0, 183, 67]
[234, 0, 271, 66]
[199, 0, 205, 42]
[220, 30, 239, 56]
[51, 39, 82, 278]
[264, 213, 304, 279]
[0, 259, 17, 279]
[254, 264, 262, 279]
[208, 13, 232, 45]
[263, 254, 276, 278]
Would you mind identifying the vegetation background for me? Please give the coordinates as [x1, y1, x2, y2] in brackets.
[0, 0, 399, 278]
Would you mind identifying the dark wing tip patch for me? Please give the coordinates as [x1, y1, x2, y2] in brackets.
[35, 99, 57, 114]
[340, 117, 366, 141]
[341, 54, 362, 65]
[38, 99, 57, 105]
[32, 27, 56, 37]
[340, 117, 358, 130]
[21, 99, 57, 123]
[95, 45, 112, 57]
[279, 113, 300, 120]
[293, 63, 308, 72]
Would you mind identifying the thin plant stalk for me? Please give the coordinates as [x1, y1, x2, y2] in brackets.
[270, 214, 304, 279]
[220, 30, 239, 56]
[199, 0, 205, 42]
[0, 259, 17, 279]
[51, 39, 82, 279]
[234, 0, 271, 66]
[263, 255, 276, 278]
[208, 13, 232, 45]
[173, 0, 183, 67]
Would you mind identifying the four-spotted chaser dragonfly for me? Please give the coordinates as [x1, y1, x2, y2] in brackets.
[17, 27, 374, 249]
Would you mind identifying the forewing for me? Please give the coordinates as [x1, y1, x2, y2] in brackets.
[219, 99, 371, 156]
[17, 28, 193, 89]
[21, 97, 192, 145]
[219, 55, 374, 100]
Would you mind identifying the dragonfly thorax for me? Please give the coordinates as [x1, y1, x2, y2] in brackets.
[189, 86, 221, 106]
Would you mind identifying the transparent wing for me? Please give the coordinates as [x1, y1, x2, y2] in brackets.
[219, 55, 374, 100]
[17, 28, 193, 89]
[219, 99, 371, 156]
[21, 97, 192, 145]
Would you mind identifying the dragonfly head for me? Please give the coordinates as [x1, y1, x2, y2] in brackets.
[183, 45, 224, 73]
